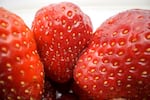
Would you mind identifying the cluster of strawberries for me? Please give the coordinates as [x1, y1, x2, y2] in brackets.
[0, 2, 150, 100]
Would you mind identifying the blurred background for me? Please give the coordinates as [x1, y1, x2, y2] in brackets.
[0, 0, 150, 31]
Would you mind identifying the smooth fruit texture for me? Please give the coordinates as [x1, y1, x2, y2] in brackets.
[0, 8, 44, 100]
[74, 9, 150, 99]
[32, 2, 93, 83]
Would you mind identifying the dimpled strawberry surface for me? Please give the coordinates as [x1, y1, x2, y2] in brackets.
[74, 9, 150, 99]
[32, 2, 93, 83]
[0, 7, 44, 100]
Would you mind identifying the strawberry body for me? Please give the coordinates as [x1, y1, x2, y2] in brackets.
[0, 8, 44, 99]
[32, 2, 93, 83]
[74, 9, 150, 99]
[71, 81, 94, 100]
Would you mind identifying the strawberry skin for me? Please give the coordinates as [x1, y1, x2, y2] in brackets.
[71, 81, 94, 100]
[74, 9, 150, 99]
[0, 8, 44, 99]
[32, 2, 93, 83]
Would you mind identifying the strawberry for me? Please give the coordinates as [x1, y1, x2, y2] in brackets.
[74, 9, 150, 99]
[32, 2, 93, 83]
[71, 81, 94, 100]
[0, 8, 44, 99]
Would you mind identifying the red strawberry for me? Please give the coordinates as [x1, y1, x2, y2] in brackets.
[74, 9, 150, 99]
[32, 2, 93, 83]
[71, 81, 94, 100]
[0, 8, 44, 99]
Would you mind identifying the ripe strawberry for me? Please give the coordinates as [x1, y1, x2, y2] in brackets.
[32, 2, 93, 83]
[71, 81, 93, 100]
[74, 9, 150, 99]
[0, 8, 44, 99]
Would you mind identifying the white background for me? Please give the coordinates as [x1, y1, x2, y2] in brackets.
[0, 0, 150, 31]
